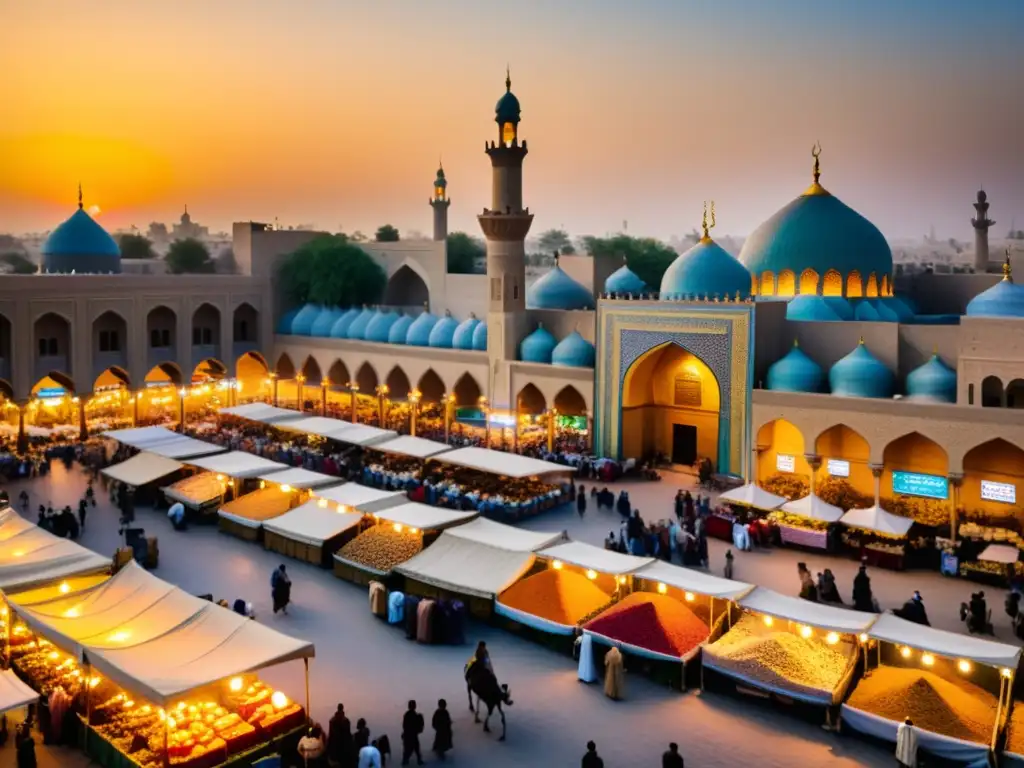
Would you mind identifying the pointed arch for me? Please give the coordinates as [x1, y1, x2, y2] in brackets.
[0, 379, 14, 401]
[300, 355, 323, 384]
[275, 353, 296, 379]
[982, 375, 1004, 408]
[146, 305, 176, 350]
[192, 358, 226, 383]
[32, 372, 75, 395]
[452, 373, 482, 407]
[882, 432, 949, 502]
[385, 366, 412, 400]
[355, 361, 378, 393]
[232, 302, 259, 343]
[814, 424, 872, 500]
[191, 302, 221, 347]
[759, 271, 775, 296]
[822, 269, 843, 297]
[236, 351, 268, 380]
[384, 262, 430, 309]
[776, 270, 796, 297]
[93, 366, 131, 391]
[34, 312, 71, 363]
[145, 362, 183, 386]
[866, 273, 879, 298]
[799, 268, 819, 295]
[516, 383, 546, 414]
[963, 438, 1024, 517]
[553, 385, 587, 415]
[846, 270, 863, 298]
[328, 360, 350, 389]
[754, 419, 810, 486]
[417, 369, 445, 403]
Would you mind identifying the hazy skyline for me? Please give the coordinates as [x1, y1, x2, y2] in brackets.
[2, 0, 1022, 240]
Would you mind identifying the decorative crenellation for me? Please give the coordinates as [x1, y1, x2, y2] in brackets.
[598, 290, 753, 303]
[477, 212, 534, 241]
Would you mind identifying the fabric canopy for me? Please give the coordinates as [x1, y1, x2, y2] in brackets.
[371, 502, 476, 531]
[5, 573, 110, 606]
[218, 403, 304, 424]
[187, 451, 288, 479]
[327, 424, 397, 447]
[313, 484, 406, 513]
[395, 534, 536, 599]
[979, 544, 1020, 564]
[262, 500, 362, 547]
[0, 509, 37, 542]
[738, 588, 877, 633]
[275, 416, 356, 440]
[102, 452, 184, 486]
[444, 518, 564, 552]
[718, 483, 786, 511]
[372, 436, 452, 459]
[0, 669, 39, 715]
[257, 467, 342, 490]
[433, 447, 569, 478]
[0, 519, 110, 592]
[141, 436, 226, 460]
[634, 560, 754, 600]
[839, 505, 914, 536]
[103, 426, 180, 449]
[782, 494, 844, 523]
[537, 541, 654, 575]
[869, 613, 1021, 668]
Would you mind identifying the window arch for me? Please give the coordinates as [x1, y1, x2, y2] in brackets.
[846, 271, 863, 298]
[776, 270, 796, 297]
[759, 271, 775, 296]
[798, 268, 819, 295]
[822, 269, 843, 297]
[866, 273, 879, 298]
[881, 275, 890, 297]
[750, 275, 758, 297]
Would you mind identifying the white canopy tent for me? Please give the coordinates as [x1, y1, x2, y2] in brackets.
[275, 415, 357, 440]
[0, 509, 39, 542]
[313, 484, 406, 513]
[782, 494, 844, 523]
[218, 403, 304, 424]
[0, 669, 39, 715]
[139, 436, 225, 460]
[397, 535, 539, 600]
[0, 519, 111, 592]
[718, 483, 786, 511]
[738, 587, 877, 634]
[327, 424, 397, 447]
[262, 500, 362, 547]
[868, 613, 1021, 668]
[103, 426, 181, 449]
[101, 452, 184, 486]
[187, 451, 289, 479]
[840, 505, 914, 536]
[432, 447, 569, 479]
[443, 518, 564, 552]
[979, 544, 1020, 564]
[256, 467, 343, 490]
[371, 436, 452, 459]
[634, 560, 754, 600]
[370, 501, 476, 531]
[537, 541, 654, 575]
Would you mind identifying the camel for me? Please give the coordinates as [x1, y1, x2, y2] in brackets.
[464, 660, 513, 741]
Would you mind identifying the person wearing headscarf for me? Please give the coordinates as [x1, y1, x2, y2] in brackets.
[328, 703, 352, 767]
[852, 564, 875, 612]
[603, 646, 625, 700]
[431, 699, 452, 760]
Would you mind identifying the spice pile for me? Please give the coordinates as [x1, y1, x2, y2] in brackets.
[584, 593, 708, 658]
[338, 525, 422, 572]
[846, 667, 997, 744]
[166, 472, 223, 504]
[1005, 704, 1024, 756]
[704, 614, 852, 700]
[220, 488, 293, 523]
[500, 569, 610, 626]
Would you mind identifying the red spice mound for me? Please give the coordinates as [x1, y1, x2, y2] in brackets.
[584, 592, 709, 657]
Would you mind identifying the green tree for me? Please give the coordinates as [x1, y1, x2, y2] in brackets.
[0, 252, 36, 274]
[581, 234, 677, 289]
[165, 238, 215, 274]
[374, 224, 400, 242]
[278, 235, 387, 307]
[446, 232, 485, 274]
[538, 228, 573, 253]
[117, 233, 155, 259]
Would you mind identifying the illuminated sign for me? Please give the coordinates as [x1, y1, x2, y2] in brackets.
[892, 471, 948, 500]
[827, 459, 850, 478]
[776, 454, 795, 472]
[36, 388, 66, 399]
[488, 413, 516, 427]
[981, 480, 1016, 504]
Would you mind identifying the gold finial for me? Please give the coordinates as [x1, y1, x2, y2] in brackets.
[701, 201, 709, 241]
[858, 336, 865, 345]
[1003, 249, 1013, 283]
[793, 338, 800, 348]
[77, 183, 83, 210]
[932, 344, 938, 356]
[505, 65, 511, 91]
[710, 200, 716, 232]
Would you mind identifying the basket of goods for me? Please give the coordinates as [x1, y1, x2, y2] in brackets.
[336, 524, 423, 572]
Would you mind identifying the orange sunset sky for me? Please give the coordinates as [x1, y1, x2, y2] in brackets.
[1, 0, 1022, 240]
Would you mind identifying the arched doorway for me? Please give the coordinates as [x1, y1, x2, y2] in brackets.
[355, 362, 378, 394]
[275, 353, 296, 380]
[453, 373, 482, 407]
[386, 366, 411, 400]
[232, 302, 259, 345]
[192, 358, 226, 385]
[882, 432, 949, 524]
[622, 342, 720, 468]
[191, 303, 221, 352]
[1007, 379, 1024, 409]
[33, 313, 72, 382]
[90, 367, 131, 426]
[300, 356, 323, 385]
[236, 352, 269, 402]
[137, 363, 182, 424]
[92, 311, 128, 380]
[516, 384, 546, 415]
[418, 369, 445, 404]
[755, 419, 810, 489]
[982, 376, 1003, 408]
[384, 265, 429, 310]
[328, 360, 350, 389]
[554, 385, 587, 415]
[814, 424, 872, 502]
[28, 373, 77, 431]
[962, 439, 1024, 527]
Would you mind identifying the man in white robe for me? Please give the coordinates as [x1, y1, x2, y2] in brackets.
[896, 717, 918, 767]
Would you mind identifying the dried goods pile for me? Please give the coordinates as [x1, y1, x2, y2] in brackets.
[166, 472, 223, 504]
[500, 568, 611, 626]
[584, 593, 708, 658]
[220, 487, 293, 522]
[705, 614, 852, 700]
[338, 525, 422, 572]
[1005, 704, 1024, 756]
[846, 667, 997, 744]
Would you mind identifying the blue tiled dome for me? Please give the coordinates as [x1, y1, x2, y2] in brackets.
[829, 341, 895, 398]
[520, 324, 557, 364]
[388, 314, 414, 344]
[365, 310, 400, 343]
[766, 341, 824, 393]
[471, 322, 488, 351]
[659, 238, 751, 300]
[289, 303, 321, 336]
[823, 296, 854, 320]
[853, 300, 881, 322]
[329, 307, 361, 338]
[346, 308, 375, 340]
[786, 295, 844, 322]
[406, 311, 438, 347]
[452, 315, 481, 350]
[852, 299, 900, 323]
[527, 265, 595, 310]
[906, 354, 957, 403]
[428, 312, 459, 348]
[496, 73, 521, 125]
[551, 330, 596, 368]
[310, 306, 344, 337]
[604, 263, 646, 295]
[965, 272, 1024, 318]
[42, 206, 121, 274]
[276, 307, 300, 334]
[885, 296, 916, 323]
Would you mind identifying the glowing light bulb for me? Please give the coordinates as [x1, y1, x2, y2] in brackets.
[800, 625, 813, 639]
[259, 480, 266, 489]
[229, 677, 243, 692]
[89, 677, 100, 688]
[763, 615, 774, 627]
[280, 484, 292, 493]
[393, 523, 403, 533]
[921, 653, 935, 667]
[552, 560, 563, 570]
[58, 582, 70, 594]
[586, 569, 598, 580]
[48, 651, 59, 660]
[616, 576, 626, 585]
[216, 474, 225, 482]
[12, 551, 23, 558]
[271, 691, 288, 710]
[166, 716, 176, 729]
[684, 592, 695, 602]
[123, 700, 134, 708]
[858, 633, 868, 643]
[410, 528, 419, 534]
[900, 646, 912, 659]
[108, 631, 131, 643]
[826, 632, 839, 645]
[1003, 668, 1014, 679]
[958, 660, 972, 674]
[317, 498, 328, 509]
[63, 608, 80, 618]
[656, 582, 667, 594]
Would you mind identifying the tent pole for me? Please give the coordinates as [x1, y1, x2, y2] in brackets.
[304, 658, 311, 724]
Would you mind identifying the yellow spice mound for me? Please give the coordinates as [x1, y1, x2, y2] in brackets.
[847, 667, 997, 744]
[1006, 704, 1024, 756]
[500, 568, 610, 626]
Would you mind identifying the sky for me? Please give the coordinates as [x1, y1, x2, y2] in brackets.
[1, 0, 1023, 241]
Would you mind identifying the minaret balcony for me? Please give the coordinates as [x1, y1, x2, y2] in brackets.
[485, 141, 529, 167]
[477, 211, 534, 241]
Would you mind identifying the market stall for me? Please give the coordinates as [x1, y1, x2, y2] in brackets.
[327, 424, 398, 448]
[312, 483, 407, 515]
[0, 517, 111, 593]
[104, 426, 226, 461]
[372, 436, 452, 460]
[101, 452, 184, 488]
[769, 494, 844, 551]
[0, 667, 39, 714]
[839, 504, 916, 570]
[218, 403, 305, 425]
[274, 415, 356, 440]
[956, 533, 1023, 587]
[711, 483, 786, 545]
[217, 467, 342, 542]
[262, 499, 363, 566]
[163, 472, 225, 512]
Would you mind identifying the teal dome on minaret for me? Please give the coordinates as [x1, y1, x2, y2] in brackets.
[829, 339, 895, 398]
[495, 66, 521, 126]
[660, 202, 751, 300]
[42, 185, 121, 274]
[905, 353, 957, 403]
[527, 260, 595, 310]
[766, 340, 825, 393]
[605, 261, 646, 295]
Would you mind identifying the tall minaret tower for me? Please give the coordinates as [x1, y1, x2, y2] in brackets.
[973, 189, 995, 273]
[478, 68, 533, 408]
[429, 164, 450, 241]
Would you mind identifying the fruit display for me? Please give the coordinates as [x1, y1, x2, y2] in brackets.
[817, 478, 872, 511]
[761, 473, 809, 502]
[704, 614, 854, 702]
[499, 568, 611, 627]
[165, 472, 224, 505]
[584, 592, 708, 658]
[846, 667, 997, 744]
[337, 523, 423, 572]
[959, 522, 1024, 547]
[220, 487, 295, 523]
[883, 495, 947, 528]
[766, 511, 829, 531]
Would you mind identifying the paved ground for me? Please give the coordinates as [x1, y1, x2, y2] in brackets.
[8, 462, 1004, 767]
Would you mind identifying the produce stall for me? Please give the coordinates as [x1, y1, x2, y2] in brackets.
[163, 472, 225, 512]
[839, 504, 915, 570]
[101, 452, 184, 488]
[957, 537, 1022, 586]
[0, 515, 111, 593]
[104, 426, 226, 461]
[217, 486, 302, 542]
[262, 499, 362, 566]
[712, 484, 786, 545]
[769, 494, 843, 551]
[175, 451, 287, 530]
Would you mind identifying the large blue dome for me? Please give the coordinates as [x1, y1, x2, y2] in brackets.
[42, 206, 121, 274]
[452, 316, 481, 350]
[428, 313, 459, 348]
[965, 269, 1024, 318]
[906, 354, 957, 403]
[551, 330, 596, 368]
[365, 310, 400, 343]
[829, 341, 895, 398]
[520, 325, 557, 364]
[766, 342, 824, 393]
[346, 308, 375, 340]
[471, 322, 488, 351]
[605, 263, 646, 295]
[527, 264, 594, 310]
[388, 314, 414, 344]
[406, 311, 438, 347]
[310, 306, 343, 337]
[659, 238, 751, 300]
[276, 307, 300, 334]
[786, 295, 845, 322]
[329, 307, 361, 338]
[289, 303, 321, 336]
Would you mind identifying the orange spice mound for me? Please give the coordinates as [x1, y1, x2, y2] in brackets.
[584, 592, 709, 657]
[500, 569, 610, 626]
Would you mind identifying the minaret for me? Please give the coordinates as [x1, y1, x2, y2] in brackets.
[429, 163, 450, 241]
[972, 189, 995, 273]
[478, 68, 533, 407]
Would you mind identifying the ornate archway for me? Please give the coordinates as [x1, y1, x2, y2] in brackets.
[962, 439, 1024, 525]
[516, 384, 546, 414]
[814, 424, 872, 501]
[452, 373, 482, 407]
[355, 362, 378, 393]
[386, 366, 412, 400]
[755, 419, 810, 488]
[384, 264, 429, 309]
[418, 369, 445, 404]
[553, 385, 587, 415]
[882, 432, 949, 522]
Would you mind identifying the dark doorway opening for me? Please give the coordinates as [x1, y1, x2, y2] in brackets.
[672, 424, 697, 466]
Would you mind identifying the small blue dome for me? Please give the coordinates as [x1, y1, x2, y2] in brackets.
[885, 296, 916, 323]
[329, 307, 361, 338]
[289, 303, 322, 336]
[452, 316, 481, 350]
[965, 276, 1024, 318]
[365, 310, 400, 343]
[310, 306, 344, 337]
[823, 296, 854, 320]
[766, 343, 824, 393]
[786, 295, 844, 322]
[906, 354, 957, 403]
[853, 300, 881, 322]
[496, 74, 521, 124]
[659, 239, 751, 300]
[520, 325, 557, 364]
[527, 265, 595, 310]
[276, 307, 300, 334]
[428, 313, 459, 348]
[42, 207, 121, 274]
[551, 331, 596, 368]
[829, 341, 895, 399]
[471, 322, 488, 351]
[346, 308, 375, 340]
[388, 314, 414, 344]
[604, 264, 646, 295]
[406, 311, 438, 347]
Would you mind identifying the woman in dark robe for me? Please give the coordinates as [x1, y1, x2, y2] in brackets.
[852, 564, 875, 612]
[432, 699, 453, 759]
[271, 564, 291, 615]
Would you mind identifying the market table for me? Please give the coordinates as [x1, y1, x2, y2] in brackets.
[777, 523, 828, 550]
[859, 546, 905, 571]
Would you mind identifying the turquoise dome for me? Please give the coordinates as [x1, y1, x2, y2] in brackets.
[365, 310, 400, 343]
[428, 313, 459, 348]
[310, 306, 344, 337]
[346, 308, 375, 340]
[520, 325, 557, 364]
[605, 264, 646, 295]
[471, 322, 488, 351]
[829, 341, 895, 399]
[527, 265, 594, 310]
[853, 300, 881, 322]
[496, 73, 521, 125]
[388, 314, 414, 344]
[906, 354, 957, 403]
[551, 330, 596, 368]
[886, 296, 916, 323]
[659, 239, 751, 300]
[452, 316, 481, 350]
[42, 206, 121, 274]
[766, 342, 824, 393]
[852, 299, 899, 323]
[276, 307, 300, 334]
[289, 303, 321, 336]
[329, 307, 361, 338]
[786, 295, 844, 322]
[823, 296, 854, 320]
[406, 311, 438, 347]
[965, 276, 1024, 318]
